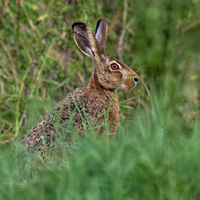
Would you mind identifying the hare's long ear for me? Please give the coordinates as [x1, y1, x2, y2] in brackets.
[95, 19, 108, 55]
[72, 22, 101, 58]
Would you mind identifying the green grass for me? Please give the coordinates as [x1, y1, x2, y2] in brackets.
[1, 0, 200, 199]
[1, 82, 200, 199]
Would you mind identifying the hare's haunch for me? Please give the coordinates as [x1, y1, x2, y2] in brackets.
[23, 19, 139, 153]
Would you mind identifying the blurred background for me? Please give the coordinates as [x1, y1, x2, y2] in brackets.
[1, 1, 200, 199]
[0, 0, 200, 140]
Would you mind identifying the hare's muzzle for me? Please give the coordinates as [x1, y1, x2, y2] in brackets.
[131, 73, 139, 88]
[120, 72, 139, 90]
[134, 73, 139, 82]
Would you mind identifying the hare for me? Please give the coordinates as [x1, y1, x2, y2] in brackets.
[22, 19, 139, 153]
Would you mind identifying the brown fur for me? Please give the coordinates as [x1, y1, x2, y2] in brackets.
[22, 19, 139, 153]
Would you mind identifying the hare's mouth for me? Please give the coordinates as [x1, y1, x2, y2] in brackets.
[119, 82, 137, 90]
[131, 82, 137, 89]
[127, 82, 137, 90]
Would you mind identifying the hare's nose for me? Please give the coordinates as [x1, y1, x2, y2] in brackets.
[133, 74, 139, 82]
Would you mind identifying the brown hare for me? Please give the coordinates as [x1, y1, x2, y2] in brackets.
[23, 19, 139, 153]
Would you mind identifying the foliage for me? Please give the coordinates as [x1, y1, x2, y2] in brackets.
[0, 0, 200, 199]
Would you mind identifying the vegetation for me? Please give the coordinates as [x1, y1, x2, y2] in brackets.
[0, 0, 200, 199]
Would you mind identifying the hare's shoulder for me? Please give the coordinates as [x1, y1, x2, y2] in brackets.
[59, 87, 111, 104]
[71, 87, 117, 105]
[73, 87, 118, 117]
[55, 87, 118, 119]
[73, 87, 116, 98]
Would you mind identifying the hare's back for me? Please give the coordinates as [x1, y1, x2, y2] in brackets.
[23, 87, 118, 152]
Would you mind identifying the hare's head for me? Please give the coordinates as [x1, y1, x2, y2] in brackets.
[72, 19, 139, 91]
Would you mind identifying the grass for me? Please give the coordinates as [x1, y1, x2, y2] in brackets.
[1, 80, 200, 199]
[1, 0, 200, 199]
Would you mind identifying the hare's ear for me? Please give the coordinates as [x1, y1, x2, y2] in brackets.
[72, 22, 101, 58]
[95, 19, 108, 55]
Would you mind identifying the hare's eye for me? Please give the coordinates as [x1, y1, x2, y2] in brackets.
[110, 63, 119, 70]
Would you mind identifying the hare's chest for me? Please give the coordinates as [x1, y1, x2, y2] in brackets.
[83, 92, 119, 133]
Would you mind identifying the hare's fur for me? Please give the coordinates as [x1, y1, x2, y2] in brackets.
[23, 19, 139, 153]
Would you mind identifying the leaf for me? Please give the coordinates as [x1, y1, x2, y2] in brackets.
[37, 13, 49, 23]
[120, 105, 135, 109]
[60, 5, 72, 13]
[24, 2, 38, 11]
[190, 75, 198, 81]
